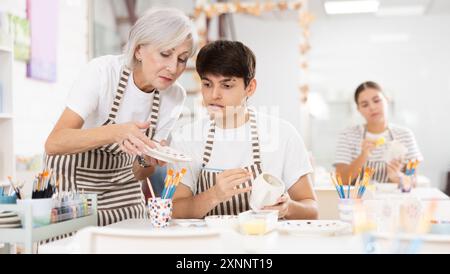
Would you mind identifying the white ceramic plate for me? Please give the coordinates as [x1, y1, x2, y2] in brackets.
[205, 215, 239, 229]
[172, 219, 206, 227]
[144, 143, 192, 163]
[372, 232, 450, 242]
[277, 220, 351, 236]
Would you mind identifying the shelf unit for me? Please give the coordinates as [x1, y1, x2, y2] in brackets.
[0, 36, 15, 190]
[0, 194, 98, 254]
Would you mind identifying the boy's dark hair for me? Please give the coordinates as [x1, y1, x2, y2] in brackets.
[354, 81, 383, 104]
[196, 40, 256, 87]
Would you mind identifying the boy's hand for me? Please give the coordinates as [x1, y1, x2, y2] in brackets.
[263, 193, 290, 219]
[212, 169, 252, 203]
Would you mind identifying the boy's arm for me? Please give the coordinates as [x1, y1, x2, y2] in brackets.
[172, 184, 219, 219]
[285, 174, 318, 219]
[264, 174, 318, 219]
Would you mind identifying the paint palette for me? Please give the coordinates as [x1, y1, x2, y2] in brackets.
[205, 215, 239, 229]
[277, 220, 351, 236]
[144, 142, 192, 163]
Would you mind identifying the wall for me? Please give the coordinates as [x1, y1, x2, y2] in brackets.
[229, 12, 450, 189]
[0, 0, 89, 158]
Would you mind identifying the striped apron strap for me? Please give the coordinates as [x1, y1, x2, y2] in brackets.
[248, 108, 261, 164]
[108, 67, 131, 121]
[366, 161, 389, 183]
[201, 119, 216, 168]
[146, 90, 160, 139]
[102, 66, 132, 153]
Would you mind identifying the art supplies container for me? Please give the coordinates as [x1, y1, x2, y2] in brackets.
[338, 199, 364, 225]
[51, 194, 91, 223]
[17, 198, 54, 227]
[0, 193, 17, 204]
[148, 197, 172, 228]
[238, 210, 278, 235]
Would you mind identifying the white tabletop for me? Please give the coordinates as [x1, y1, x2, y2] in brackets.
[38, 216, 450, 254]
[37, 188, 450, 254]
[39, 218, 362, 254]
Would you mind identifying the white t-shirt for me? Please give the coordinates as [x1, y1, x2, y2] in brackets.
[170, 112, 313, 194]
[66, 55, 186, 141]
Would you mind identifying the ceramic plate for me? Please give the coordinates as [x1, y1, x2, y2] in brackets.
[205, 215, 239, 229]
[277, 220, 351, 236]
[172, 219, 206, 227]
[372, 232, 450, 243]
[144, 143, 192, 163]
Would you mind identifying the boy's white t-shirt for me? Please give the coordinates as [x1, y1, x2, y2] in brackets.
[170, 112, 313, 194]
[66, 55, 186, 141]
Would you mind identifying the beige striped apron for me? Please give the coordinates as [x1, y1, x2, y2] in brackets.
[362, 127, 395, 183]
[196, 109, 263, 216]
[44, 67, 160, 226]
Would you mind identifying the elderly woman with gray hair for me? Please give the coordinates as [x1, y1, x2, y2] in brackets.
[44, 8, 197, 226]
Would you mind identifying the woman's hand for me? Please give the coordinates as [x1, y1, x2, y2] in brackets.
[361, 139, 377, 158]
[263, 193, 290, 219]
[113, 121, 156, 156]
[387, 158, 404, 183]
[212, 169, 252, 204]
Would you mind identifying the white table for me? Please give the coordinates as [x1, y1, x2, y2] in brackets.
[39, 218, 361, 254]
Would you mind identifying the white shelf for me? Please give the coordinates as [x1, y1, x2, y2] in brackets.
[0, 194, 98, 254]
[0, 40, 15, 184]
[0, 113, 13, 119]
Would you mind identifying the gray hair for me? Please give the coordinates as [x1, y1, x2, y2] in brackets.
[124, 8, 198, 69]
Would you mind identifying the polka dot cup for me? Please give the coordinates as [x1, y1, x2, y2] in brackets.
[148, 198, 173, 228]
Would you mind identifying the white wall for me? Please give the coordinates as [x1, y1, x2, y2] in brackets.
[2, 0, 449, 189]
[228, 12, 450, 189]
[232, 13, 305, 134]
[2, 0, 89, 158]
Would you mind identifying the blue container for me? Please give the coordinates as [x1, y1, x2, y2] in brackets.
[0, 193, 17, 204]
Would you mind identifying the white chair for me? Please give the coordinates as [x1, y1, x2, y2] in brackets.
[75, 226, 224, 254]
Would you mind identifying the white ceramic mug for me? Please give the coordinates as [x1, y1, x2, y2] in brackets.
[249, 173, 285, 210]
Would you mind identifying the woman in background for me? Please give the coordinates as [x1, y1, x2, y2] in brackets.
[334, 81, 423, 185]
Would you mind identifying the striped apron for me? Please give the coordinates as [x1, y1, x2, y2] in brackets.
[195, 109, 263, 216]
[44, 67, 161, 226]
[362, 127, 395, 183]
